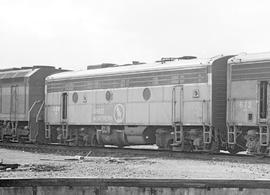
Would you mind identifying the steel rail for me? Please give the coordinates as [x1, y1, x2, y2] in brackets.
[0, 142, 269, 164]
[0, 178, 270, 188]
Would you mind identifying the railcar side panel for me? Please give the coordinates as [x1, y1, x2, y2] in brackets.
[1, 86, 11, 115]
[126, 86, 172, 125]
[126, 103, 148, 124]
[227, 61, 270, 125]
[229, 80, 257, 125]
[46, 86, 176, 125]
[0, 87, 2, 114]
[69, 105, 93, 124]
[17, 85, 27, 114]
[45, 92, 61, 124]
[0, 82, 28, 121]
[69, 101, 93, 125]
[46, 82, 211, 126]
[182, 84, 210, 125]
[149, 102, 171, 124]
[127, 87, 144, 102]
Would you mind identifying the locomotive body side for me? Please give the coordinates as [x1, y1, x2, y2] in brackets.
[0, 68, 35, 142]
[45, 67, 211, 126]
[227, 52, 270, 154]
[0, 69, 32, 122]
[45, 58, 220, 151]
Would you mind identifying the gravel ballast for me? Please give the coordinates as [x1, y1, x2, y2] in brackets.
[0, 148, 269, 179]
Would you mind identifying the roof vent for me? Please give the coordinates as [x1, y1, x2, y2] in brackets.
[87, 63, 117, 70]
[122, 61, 146, 66]
[156, 56, 197, 64]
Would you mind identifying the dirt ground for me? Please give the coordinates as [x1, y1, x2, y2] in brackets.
[0, 148, 269, 179]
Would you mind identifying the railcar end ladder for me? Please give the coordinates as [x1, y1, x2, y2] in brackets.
[227, 124, 237, 144]
[203, 124, 212, 144]
[45, 124, 51, 139]
[11, 121, 18, 141]
[174, 122, 183, 144]
[259, 125, 269, 146]
[172, 122, 184, 150]
[62, 123, 69, 140]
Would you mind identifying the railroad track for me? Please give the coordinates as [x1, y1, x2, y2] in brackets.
[1, 178, 270, 195]
[0, 142, 269, 164]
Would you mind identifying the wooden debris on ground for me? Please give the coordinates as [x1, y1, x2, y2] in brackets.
[0, 162, 20, 171]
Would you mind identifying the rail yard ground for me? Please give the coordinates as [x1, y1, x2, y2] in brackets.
[0, 148, 270, 179]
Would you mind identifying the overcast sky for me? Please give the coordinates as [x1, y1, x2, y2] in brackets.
[0, 0, 270, 70]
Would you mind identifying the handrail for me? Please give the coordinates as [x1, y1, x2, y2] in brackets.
[36, 101, 44, 122]
[27, 100, 41, 128]
[33, 100, 45, 142]
[171, 87, 175, 123]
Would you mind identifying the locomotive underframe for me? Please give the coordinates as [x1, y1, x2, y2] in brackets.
[43, 123, 219, 152]
[0, 120, 29, 142]
[227, 125, 270, 155]
[45, 124, 158, 147]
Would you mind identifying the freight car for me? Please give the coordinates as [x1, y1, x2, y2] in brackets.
[0, 66, 64, 143]
[227, 52, 270, 155]
[44, 55, 233, 152]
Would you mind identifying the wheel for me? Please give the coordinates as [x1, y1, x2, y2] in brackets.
[228, 144, 242, 154]
[210, 136, 220, 153]
[3, 135, 10, 143]
[165, 139, 173, 150]
[117, 144, 124, 148]
[18, 136, 23, 144]
[91, 135, 104, 147]
[228, 133, 246, 154]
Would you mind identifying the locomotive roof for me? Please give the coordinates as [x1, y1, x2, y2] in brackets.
[228, 52, 270, 65]
[0, 66, 60, 80]
[47, 58, 214, 82]
[0, 68, 39, 80]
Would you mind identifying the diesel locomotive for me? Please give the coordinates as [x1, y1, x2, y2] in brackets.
[0, 52, 270, 155]
[44, 55, 232, 152]
[227, 53, 270, 154]
[0, 66, 64, 143]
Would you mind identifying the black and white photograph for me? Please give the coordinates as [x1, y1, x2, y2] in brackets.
[0, 0, 270, 194]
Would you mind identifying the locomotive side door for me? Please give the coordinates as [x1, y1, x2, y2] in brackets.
[259, 81, 268, 122]
[61, 92, 68, 121]
[258, 81, 270, 147]
[172, 85, 183, 144]
[9, 85, 18, 137]
[10, 85, 18, 121]
[60, 92, 68, 139]
[172, 85, 183, 123]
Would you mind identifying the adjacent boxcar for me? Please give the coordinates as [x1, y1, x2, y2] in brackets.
[227, 52, 270, 154]
[45, 55, 232, 151]
[0, 66, 63, 143]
